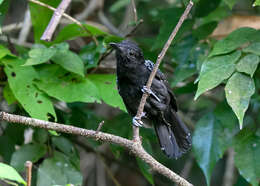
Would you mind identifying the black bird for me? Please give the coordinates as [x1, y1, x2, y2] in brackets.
[110, 40, 191, 159]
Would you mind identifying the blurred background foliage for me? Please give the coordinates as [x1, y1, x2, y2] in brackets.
[0, 0, 260, 185]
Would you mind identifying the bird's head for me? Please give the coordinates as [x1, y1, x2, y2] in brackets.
[110, 40, 145, 67]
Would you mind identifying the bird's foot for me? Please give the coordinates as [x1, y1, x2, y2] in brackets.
[132, 114, 145, 127]
[142, 86, 161, 102]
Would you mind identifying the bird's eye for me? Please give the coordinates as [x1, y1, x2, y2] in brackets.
[129, 51, 134, 56]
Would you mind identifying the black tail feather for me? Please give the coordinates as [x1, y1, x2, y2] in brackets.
[154, 111, 191, 159]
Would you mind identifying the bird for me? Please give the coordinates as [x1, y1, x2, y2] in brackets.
[110, 40, 191, 159]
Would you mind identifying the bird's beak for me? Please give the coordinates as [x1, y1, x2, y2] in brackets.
[109, 42, 119, 49]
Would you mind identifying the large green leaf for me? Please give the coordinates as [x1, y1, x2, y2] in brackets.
[171, 65, 196, 87]
[209, 28, 258, 57]
[192, 21, 218, 40]
[192, 113, 223, 185]
[37, 151, 82, 186]
[23, 47, 57, 66]
[3, 58, 56, 121]
[0, 135, 15, 162]
[0, 0, 10, 31]
[152, 8, 192, 51]
[194, 0, 221, 17]
[10, 144, 47, 171]
[225, 72, 255, 129]
[51, 43, 85, 77]
[253, 0, 260, 6]
[236, 54, 259, 77]
[0, 163, 26, 185]
[79, 41, 106, 70]
[53, 23, 107, 44]
[0, 45, 15, 59]
[243, 42, 260, 55]
[3, 84, 16, 105]
[234, 129, 260, 186]
[195, 50, 241, 100]
[29, 0, 61, 43]
[34, 64, 100, 103]
[87, 74, 126, 111]
[223, 0, 238, 9]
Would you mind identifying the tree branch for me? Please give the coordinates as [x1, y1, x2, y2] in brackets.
[133, 0, 194, 141]
[222, 148, 235, 186]
[28, 0, 98, 44]
[0, 111, 192, 186]
[40, 0, 71, 41]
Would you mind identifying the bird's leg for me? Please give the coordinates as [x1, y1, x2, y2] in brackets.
[142, 86, 161, 102]
[132, 112, 146, 127]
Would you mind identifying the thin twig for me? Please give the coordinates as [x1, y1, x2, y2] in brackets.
[96, 120, 105, 133]
[40, 0, 71, 41]
[0, 111, 192, 186]
[98, 10, 123, 37]
[222, 148, 235, 186]
[25, 161, 33, 186]
[18, 8, 31, 45]
[133, 0, 194, 141]
[131, 0, 138, 23]
[28, 0, 98, 44]
[125, 19, 143, 38]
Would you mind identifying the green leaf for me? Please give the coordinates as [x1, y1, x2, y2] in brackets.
[23, 47, 57, 66]
[0, 45, 15, 59]
[53, 23, 107, 44]
[192, 21, 218, 40]
[87, 74, 126, 111]
[0, 135, 15, 162]
[3, 58, 57, 121]
[10, 144, 47, 171]
[234, 129, 260, 186]
[37, 151, 82, 186]
[29, 0, 61, 43]
[51, 43, 85, 77]
[253, 0, 260, 6]
[52, 137, 76, 156]
[209, 27, 258, 57]
[152, 8, 189, 51]
[225, 72, 255, 129]
[3, 84, 16, 105]
[223, 0, 238, 9]
[236, 54, 259, 77]
[79, 40, 106, 70]
[136, 158, 154, 185]
[192, 113, 223, 185]
[195, 50, 241, 100]
[243, 42, 260, 55]
[194, 0, 221, 17]
[33, 129, 48, 144]
[0, 0, 10, 32]
[35, 64, 100, 103]
[171, 65, 196, 87]
[0, 163, 26, 185]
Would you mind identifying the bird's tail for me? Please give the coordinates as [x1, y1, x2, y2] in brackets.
[154, 111, 191, 159]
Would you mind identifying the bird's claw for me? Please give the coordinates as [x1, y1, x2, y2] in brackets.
[142, 86, 161, 102]
[132, 116, 143, 127]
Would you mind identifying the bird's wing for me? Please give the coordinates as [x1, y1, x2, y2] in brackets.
[145, 60, 178, 111]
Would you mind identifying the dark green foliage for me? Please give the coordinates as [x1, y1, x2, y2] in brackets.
[0, 0, 260, 186]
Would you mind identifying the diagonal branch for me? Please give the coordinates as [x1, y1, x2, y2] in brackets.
[133, 0, 194, 141]
[28, 0, 98, 44]
[40, 0, 71, 41]
[0, 111, 192, 186]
